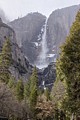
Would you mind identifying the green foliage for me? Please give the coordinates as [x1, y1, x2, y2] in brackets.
[0, 38, 12, 83]
[38, 88, 44, 96]
[44, 88, 50, 101]
[24, 79, 31, 100]
[24, 67, 38, 104]
[8, 76, 15, 88]
[1, 38, 12, 65]
[56, 10, 80, 117]
[29, 86, 38, 108]
[16, 79, 24, 101]
[30, 66, 38, 90]
[51, 79, 67, 108]
[24, 66, 38, 118]
[54, 108, 60, 120]
[29, 67, 38, 107]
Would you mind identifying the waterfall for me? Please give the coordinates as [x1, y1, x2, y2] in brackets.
[36, 19, 48, 69]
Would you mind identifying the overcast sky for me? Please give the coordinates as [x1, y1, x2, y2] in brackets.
[0, 0, 80, 21]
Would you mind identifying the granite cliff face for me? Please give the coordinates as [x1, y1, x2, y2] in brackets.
[9, 5, 80, 65]
[38, 62, 56, 90]
[3, 4, 79, 88]
[0, 18, 33, 81]
[0, 18, 55, 88]
[47, 5, 80, 59]
[9, 12, 46, 64]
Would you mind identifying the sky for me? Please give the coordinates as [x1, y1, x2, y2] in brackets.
[0, 0, 80, 21]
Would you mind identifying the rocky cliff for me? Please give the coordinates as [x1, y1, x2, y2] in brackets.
[37, 62, 56, 90]
[9, 5, 80, 65]
[9, 12, 46, 64]
[47, 5, 80, 60]
[0, 18, 33, 81]
[0, 18, 56, 88]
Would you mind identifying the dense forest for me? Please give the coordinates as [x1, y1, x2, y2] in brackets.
[0, 10, 80, 120]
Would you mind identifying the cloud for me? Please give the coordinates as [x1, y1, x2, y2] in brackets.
[0, 0, 79, 21]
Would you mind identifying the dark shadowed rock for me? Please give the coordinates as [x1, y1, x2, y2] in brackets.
[0, 19, 33, 81]
[38, 62, 56, 90]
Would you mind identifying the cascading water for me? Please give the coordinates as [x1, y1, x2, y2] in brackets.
[36, 19, 48, 69]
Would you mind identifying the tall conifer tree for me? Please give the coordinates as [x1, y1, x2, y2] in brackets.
[0, 38, 12, 83]
[56, 10, 80, 117]
[29, 66, 38, 107]
[24, 78, 31, 101]
[16, 79, 24, 101]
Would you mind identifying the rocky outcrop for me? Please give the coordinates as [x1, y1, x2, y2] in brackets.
[38, 62, 56, 90]
[47, 5, 80, 59]
[0, 18, 33, 81]
[9, 12, 46, 64]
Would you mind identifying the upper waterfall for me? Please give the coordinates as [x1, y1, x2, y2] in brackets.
[36, 19, 48, 69]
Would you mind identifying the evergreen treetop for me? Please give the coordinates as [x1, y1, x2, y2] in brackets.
[56, 10, 80, 117]
[30, 66, 38, 89]
[0, 38, 12, 83]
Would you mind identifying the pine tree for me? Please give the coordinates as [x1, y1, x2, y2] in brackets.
[16, 79, 24, 101]
[25, 66, 38, 119]
[29, 67, 38, 107]
[30, 66, 38, 90]
[8, 76, 15, 88]
[24, 79, 31, 101]
[0, 38, 12, 83]
[56, 10, 80, 117]
[29, 85, 38, 108]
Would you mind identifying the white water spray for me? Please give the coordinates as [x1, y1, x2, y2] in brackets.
[36, 19, 48, 69]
